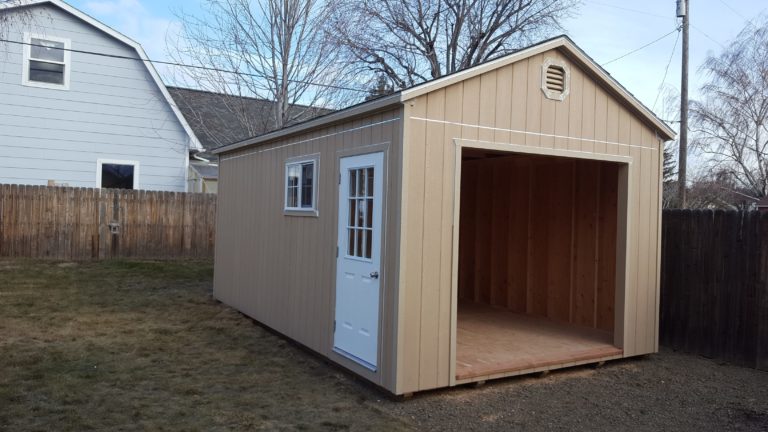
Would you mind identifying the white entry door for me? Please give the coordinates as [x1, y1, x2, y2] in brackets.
[333, 152, 384, 370]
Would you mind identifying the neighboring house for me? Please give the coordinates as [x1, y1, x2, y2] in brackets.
[0, 0, 201, 191]
[759, 196, 768, 212]
[212, 35, 676, 395]
[168, 86, 331, 193]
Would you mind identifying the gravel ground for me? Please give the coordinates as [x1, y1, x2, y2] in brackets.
[379, 349, 768, 431]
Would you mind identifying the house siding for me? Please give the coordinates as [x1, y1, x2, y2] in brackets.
[0, 4, 190, 191]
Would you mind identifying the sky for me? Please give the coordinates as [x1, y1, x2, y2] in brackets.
[66, 0, 764, 122]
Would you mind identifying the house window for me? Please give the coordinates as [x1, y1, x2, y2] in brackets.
[285, 157, 318, 213]
[22, 33, 71, 90]
[97, 159, 139, 189]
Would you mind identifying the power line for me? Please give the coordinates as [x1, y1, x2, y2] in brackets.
[601, 28, 680, 66]
[583, 0, 671, 20]
[0, 38, 370, 93]
[716, 0, 747, 20]
[653, 28, 681, 112]
[690, 24, 726, 48]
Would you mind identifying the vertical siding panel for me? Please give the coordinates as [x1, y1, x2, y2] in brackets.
[461, 76, 481, 141]
[402, 100, 428, 392]
[645, 129, 661, 352]
[553, 50, 571, 150]
[439, 84, 464, 386]
[625, 119, 642, 356]
[525, 56, 542, 147]
[418, 90, 446, 389]
[494, 65, 513, 144]
[581, 76, 596, 154]
[606, 99, 620, 156]
[478, 70, 497, 143]
[618, 107, 632, 158]
[635, 126, 652, 355]
[567, 66, 584, 151]
[511, 60, 528, 146]
[594, 88, 608, 154]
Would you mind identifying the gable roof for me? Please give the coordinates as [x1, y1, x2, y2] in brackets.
[214, 35, 676, 155]
[168, 86, 332, 154]
[759, 196, 768, 209]
[1, 0, 202, 152]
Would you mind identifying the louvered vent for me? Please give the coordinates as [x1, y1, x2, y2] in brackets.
[545, 65, 566, 92]
[541, 58, 570, 101]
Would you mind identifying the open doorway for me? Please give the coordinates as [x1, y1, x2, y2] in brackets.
[455, 148, 624, 381]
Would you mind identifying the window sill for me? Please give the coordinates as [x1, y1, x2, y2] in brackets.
[22, 80, 70, 91]
[283, 208, 319, 218]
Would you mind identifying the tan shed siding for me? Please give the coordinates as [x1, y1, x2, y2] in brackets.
[399, 47, 664, 392]
[213, 108, 403, 392]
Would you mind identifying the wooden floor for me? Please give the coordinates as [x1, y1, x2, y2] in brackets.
[456, 302, 623, 381]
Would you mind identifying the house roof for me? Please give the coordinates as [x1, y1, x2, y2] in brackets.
[168, 87, 332, 154]
[214, 35, 677, 156]
[1, 0, 202, 152]
[758, 196, 768, 208]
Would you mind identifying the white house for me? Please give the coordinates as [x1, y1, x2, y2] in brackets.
[0, 0, 201, 191]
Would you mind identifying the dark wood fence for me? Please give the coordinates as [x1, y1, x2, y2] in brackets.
[0, 184, 216, 260]
[660, 210, 768, 371]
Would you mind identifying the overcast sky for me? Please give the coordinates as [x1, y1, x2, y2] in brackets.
[68, 0, 764, 120]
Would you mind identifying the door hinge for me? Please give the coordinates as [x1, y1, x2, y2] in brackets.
[336, 246, 339, 257]
[338, 172, 341, 185]
[333, 320, 336, 332]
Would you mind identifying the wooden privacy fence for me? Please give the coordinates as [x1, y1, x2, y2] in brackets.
[0, 184, 216, 260]
[660, 210, 768, 371]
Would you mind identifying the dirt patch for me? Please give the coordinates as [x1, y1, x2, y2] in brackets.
[1, 260, 767, 431]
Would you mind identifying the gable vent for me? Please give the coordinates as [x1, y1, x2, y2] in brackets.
[541, 58, 570, 101]
[545, 65, 566, 92]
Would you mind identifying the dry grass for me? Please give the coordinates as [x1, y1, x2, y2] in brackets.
[0, 260, 411, 432]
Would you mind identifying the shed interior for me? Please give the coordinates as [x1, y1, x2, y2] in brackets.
[456, 149, 623, 381]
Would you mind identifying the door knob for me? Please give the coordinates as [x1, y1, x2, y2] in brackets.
[369, 271, 379, 279]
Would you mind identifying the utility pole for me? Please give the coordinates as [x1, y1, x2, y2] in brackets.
[678, 0, 689, 208]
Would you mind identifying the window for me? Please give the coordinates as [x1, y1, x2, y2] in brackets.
[346, 166, 374, 259]
[285, 156, 318, 213]
[97, 159, 139, 189]
[541, 58, 570, 101]
[22, 33, 71, 90]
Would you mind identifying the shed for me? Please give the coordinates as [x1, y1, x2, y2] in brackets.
[212, 36, 676, 395]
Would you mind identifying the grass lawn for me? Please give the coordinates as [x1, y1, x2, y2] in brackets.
[0, 260, 410, 431]
[2, 260, 767, 431]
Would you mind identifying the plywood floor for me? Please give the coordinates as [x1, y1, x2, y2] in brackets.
[456, 302, 623, 381]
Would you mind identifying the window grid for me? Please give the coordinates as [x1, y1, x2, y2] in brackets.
[346, 167, 374, 259]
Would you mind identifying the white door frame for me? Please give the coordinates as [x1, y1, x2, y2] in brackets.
[333, 151, 385, 371]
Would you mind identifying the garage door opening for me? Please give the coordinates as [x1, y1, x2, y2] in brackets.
[455, 149, 624, 382]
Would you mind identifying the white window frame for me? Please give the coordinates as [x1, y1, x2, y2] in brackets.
[22, 33, 71, 90]
[284, 154, 319, 216]
[97, 159, 140, 190]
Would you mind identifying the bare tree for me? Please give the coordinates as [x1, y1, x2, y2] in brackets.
[329, 0, 579, 89]
[690, 18, 768, 201]
[0, 1, 38, 41]
[168, 0, 354, 135]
